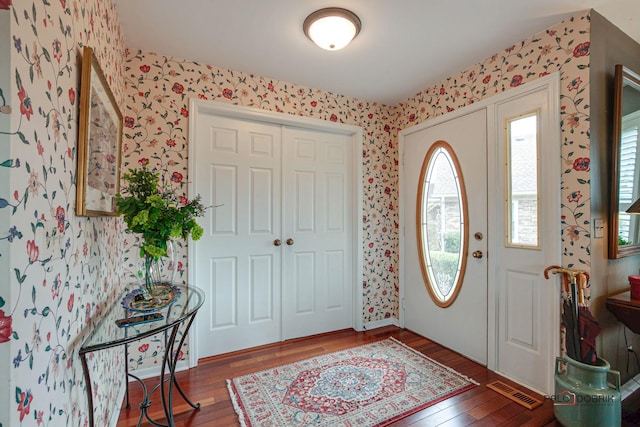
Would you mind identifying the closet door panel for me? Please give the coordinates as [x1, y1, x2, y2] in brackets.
[194, 110, 355, 357]
[195, 115, 282, 356]
[294, 171, 316, 232]
[282, 127, 353, 340]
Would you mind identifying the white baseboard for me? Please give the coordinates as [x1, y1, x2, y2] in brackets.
[621, 373, 640, 400]
[362, 318, 399, 331]
[109, 379, 128, 427]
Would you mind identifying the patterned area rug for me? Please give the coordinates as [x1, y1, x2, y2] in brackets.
[227, 337, 478, 426]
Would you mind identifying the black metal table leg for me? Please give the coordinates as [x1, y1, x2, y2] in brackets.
[169, 313, 201, 409]
[125, 341, 131, 409]
[80, 352, 94, 427]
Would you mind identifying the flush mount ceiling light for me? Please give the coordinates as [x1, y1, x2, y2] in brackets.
[303, 7, 361, 51]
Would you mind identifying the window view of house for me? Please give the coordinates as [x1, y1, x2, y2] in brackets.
[507, 113, 539, 247]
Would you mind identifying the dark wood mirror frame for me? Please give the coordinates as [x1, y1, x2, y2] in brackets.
[609, 64, 640, 258]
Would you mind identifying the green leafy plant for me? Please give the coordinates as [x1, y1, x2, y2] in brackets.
[116, 166, 205, 261]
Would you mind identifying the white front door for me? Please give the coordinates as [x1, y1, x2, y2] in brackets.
[400, 76, 560, 394]
[402, 109, 488, 364]
[192, 110, 355, 357]
[194, 115, 283, 356]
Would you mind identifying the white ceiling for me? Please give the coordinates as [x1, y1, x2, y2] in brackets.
[114, 0, 639, 105]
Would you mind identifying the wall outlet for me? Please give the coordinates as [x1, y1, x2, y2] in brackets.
[594, 219, 604, 238]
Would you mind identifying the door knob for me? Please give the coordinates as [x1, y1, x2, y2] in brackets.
[472, 250, 483, 259]
[286, 238, 294, 246]
[274, 239, 282, 246]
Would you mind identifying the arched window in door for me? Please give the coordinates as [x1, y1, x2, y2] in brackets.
[416, 141, 468, 307]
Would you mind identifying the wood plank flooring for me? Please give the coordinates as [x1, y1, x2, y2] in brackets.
[117, 326, 557, 426]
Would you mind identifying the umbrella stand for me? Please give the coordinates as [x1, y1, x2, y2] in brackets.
[544, 266, 594, 363]
[545, 267, 619, 426]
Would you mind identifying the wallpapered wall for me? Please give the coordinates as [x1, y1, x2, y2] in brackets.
[1, 1, 593, 425]
[3, 0, 128, 426]
[1, 7, 12, 425]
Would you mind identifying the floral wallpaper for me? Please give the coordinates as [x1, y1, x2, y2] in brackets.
[2, 0, 127, 426]
[1, 7, 12, 426]
[1, 1, 596, 425]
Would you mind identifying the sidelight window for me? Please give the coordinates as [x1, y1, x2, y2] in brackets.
[506, 113, 539, 248]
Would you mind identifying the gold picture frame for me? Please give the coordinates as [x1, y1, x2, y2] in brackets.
[76, 46, 123, 217]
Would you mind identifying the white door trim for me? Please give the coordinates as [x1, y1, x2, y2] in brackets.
[187, 100, 364, 367]
[398, 73, 561, 376]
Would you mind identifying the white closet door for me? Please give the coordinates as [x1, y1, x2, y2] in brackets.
[193, 110, 355, 358]
[281, 127, 353, 339]
[194, 114, 282, 356]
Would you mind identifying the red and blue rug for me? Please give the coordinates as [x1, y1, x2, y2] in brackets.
[227, 337, 478, 426]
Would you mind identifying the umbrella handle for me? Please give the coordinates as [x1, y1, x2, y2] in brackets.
[543, 266, 587, 279]
[576, 273, 587, 305]
[544, 266, 587, 294]
[544, 265, 569, 293]
[544, 265, 562, 279]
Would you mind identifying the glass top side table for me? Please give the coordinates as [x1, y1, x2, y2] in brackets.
[80, 285, 204, 427]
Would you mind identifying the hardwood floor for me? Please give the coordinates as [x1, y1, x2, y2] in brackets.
[117, 326, 557, 426]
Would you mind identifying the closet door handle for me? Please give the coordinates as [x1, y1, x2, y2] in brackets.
[274, 239, 282, 246]
[286, 238, 294, 246]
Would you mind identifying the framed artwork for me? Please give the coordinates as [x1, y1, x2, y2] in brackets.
[76, 46, 123, 217]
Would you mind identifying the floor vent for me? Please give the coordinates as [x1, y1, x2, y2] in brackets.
[486, 380, 543, 410]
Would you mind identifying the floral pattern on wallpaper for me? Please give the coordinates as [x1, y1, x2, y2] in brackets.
[4, 1, 127, 426]
[122, 50, 398, 366]
[395, 12, 592, 279]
